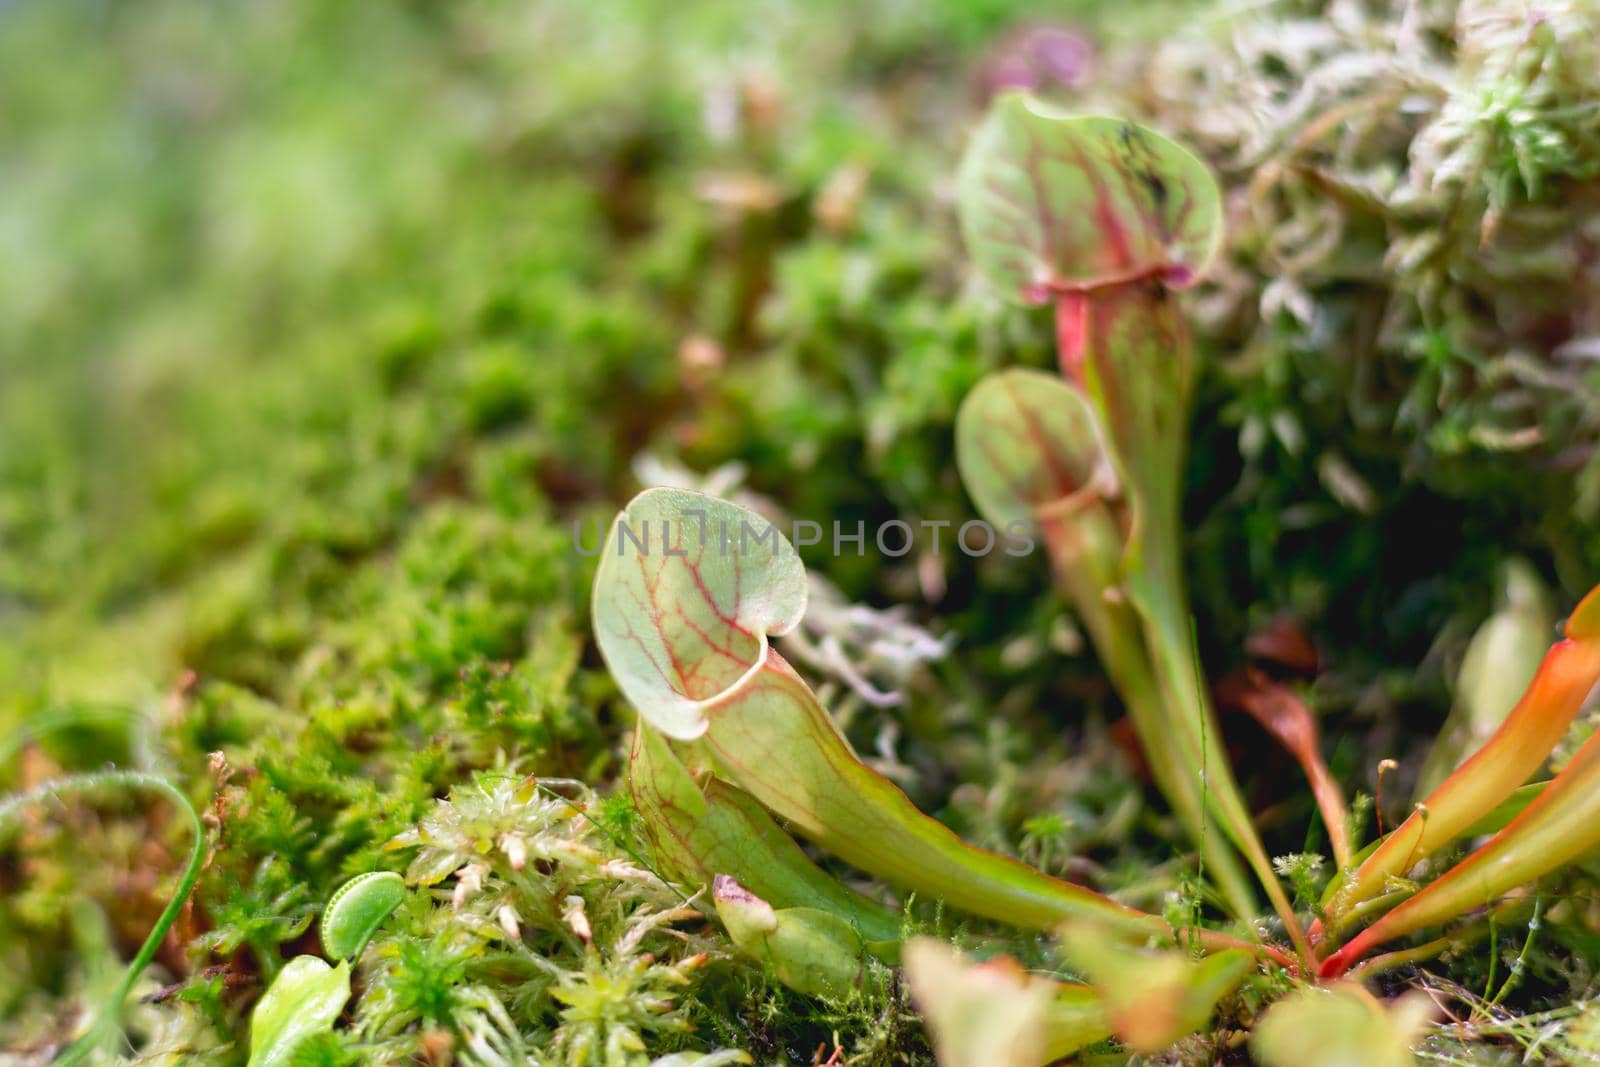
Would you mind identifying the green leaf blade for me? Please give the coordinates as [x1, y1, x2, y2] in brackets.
[247, 956, 351, 1067]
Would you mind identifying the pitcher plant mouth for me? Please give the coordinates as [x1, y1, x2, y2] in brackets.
[591, 486, 810, 741]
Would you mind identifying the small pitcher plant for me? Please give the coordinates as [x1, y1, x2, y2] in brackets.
[590, 92, 1600, 1060]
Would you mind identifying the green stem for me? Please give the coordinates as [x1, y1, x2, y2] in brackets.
[1343, 933, 1458, 981]
[1135, 547, 1313, 965]
[1068, 283, 1310, 963]
[1041, 509, 1258, 919]
[1490, 895, 1541, 1006]
[1100, 619, 1259, 920]
[1, 770, 206, 1064]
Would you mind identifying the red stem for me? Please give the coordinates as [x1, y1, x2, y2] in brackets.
[1055, 291, 1090, 384]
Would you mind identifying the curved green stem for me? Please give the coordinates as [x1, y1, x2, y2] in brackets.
[1, 770, 206, 1064]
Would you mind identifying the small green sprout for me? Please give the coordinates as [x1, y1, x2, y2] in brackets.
[903, 937, 1110, 1067]
[1059, 921, 1253, 1054]
[712, 875, 872, 998]
[1252, 982, 1434, 1067]
[242, 871, 402, 1064]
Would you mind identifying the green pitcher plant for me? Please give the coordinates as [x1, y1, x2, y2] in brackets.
[588, 91, 1600, 1058]
[596, 487, 1196, 947]
[951, 94, 1600, 985]
[593, 487, 1282, 1056]
[958, 91, 1304, 953]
